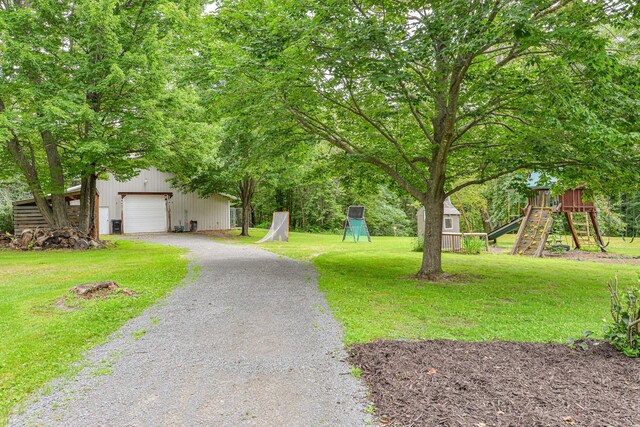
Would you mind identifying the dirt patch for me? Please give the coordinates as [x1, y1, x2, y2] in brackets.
[544, 249, 640, 264]
[70, 281, 136, 298]
[407, 273, 479, 285]
[351, 339, 640, 427]
[53, 281, 135, 310]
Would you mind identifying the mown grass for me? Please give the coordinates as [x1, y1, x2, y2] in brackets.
[228, 229, 640, 344]
[0, 240, 188, 424]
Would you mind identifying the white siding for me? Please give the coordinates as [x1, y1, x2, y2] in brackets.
[96, 167, 231, 232]
[416, 207, 461, 236]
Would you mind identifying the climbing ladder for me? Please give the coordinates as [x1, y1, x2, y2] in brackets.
[565, 211, 606, 251]
[569, 212, 595, 247]
[510, 206, 557, 257]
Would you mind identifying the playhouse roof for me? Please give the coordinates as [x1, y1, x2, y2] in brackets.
[444, 197, 461, 215]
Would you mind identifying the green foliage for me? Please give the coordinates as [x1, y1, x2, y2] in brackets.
[412, 236, 424, 253]
[364, 187, 414, 237]
[0, 177, 29, 233]
[566, 330, 594, 351]
[452, 188, 488, 233]
[483, 175, 530, 228]
[208, 0, 640, 273]
[604, 276, 640, 357]
[0, 205, 12, 234]
[1, 0, 205, 227]
[462, 236, 486, 255]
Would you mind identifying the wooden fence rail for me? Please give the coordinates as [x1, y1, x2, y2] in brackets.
[441, 232, 489, 253]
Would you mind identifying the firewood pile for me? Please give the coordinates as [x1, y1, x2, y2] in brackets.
[0, 233, 11, 248]
[10, 227, 103, 250]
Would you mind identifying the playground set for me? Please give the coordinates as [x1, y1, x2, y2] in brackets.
[486, 182, 606, 257]
[509, 186, 606, 256]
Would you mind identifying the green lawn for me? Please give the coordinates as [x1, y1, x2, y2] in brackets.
[228, 229, 640, 344]
[0, 240, 188, 424]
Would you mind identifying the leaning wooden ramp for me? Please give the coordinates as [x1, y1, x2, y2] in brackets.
[510, 206, 556, 257]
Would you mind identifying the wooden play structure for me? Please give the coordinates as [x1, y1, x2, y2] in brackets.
[511, 186, 606, 257]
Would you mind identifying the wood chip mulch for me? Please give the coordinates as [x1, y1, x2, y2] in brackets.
[350, 340, 640, 427]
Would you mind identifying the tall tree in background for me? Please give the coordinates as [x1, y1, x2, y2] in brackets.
[212, 0, 640, 278]
[168, 18, 311, 237]
[0, 0, 203, 235]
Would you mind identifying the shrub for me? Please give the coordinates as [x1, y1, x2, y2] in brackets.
[412, 236, 424, 252]
[604, 276, 640, 357]
[462, 235, 486, 254]
[0, 204, 13, 234]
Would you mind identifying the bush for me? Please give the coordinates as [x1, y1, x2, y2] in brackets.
[413, 235, 487, 254]
[604, 276, 640, 357]
[462, 235, 486, 254]
[412, 236, 424, 252]
[0, 204, 13, 234]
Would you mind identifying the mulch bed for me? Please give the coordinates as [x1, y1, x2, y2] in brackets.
[351, 340, 640, 427]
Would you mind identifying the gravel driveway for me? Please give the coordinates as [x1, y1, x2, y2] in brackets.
[10, 234, 369, 426]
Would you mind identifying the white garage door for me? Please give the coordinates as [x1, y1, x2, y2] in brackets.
[123, 195, 167, 233]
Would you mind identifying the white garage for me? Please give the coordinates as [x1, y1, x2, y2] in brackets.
[122, 194, 169, 233]
[96, 167, 232, 234]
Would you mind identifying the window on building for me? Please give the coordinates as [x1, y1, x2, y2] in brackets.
[444, 217, 453, 230]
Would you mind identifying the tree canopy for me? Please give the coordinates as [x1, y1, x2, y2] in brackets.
[0, 0, 204, 233]
[209, 0, 640, 276]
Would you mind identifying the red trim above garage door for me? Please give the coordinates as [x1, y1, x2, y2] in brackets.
[119, 192, 173, 197]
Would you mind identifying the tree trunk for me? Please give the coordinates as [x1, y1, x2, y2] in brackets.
[480, 206, 492, 233]
[79, 172, 97, 235]
[6, 137, 56, 227]
[418, 193, 446, 278]
[1, 98, 56, 227]
[239, 177, 255, 237]
[42, 130, 70, 227]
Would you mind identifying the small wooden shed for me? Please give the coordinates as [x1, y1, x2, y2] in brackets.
[12, 188, 99, 237]
[416, 197, 462, 236]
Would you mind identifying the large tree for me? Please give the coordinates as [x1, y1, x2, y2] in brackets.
[212, 0, 640, 278]
[167, 16, 312, 237]
[0, 0, 203, 235]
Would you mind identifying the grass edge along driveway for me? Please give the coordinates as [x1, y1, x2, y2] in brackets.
[0, 240, 188, 425]
[228, 229, 640, 344]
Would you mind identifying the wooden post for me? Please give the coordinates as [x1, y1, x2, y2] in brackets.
[533, 211, 555, 257]
[588, 211, 607, 252]
[510, 205, 532, 255]
[565, 212, 581, 250]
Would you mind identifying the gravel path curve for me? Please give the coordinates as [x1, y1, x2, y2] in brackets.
[10, 234, 369, 426]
